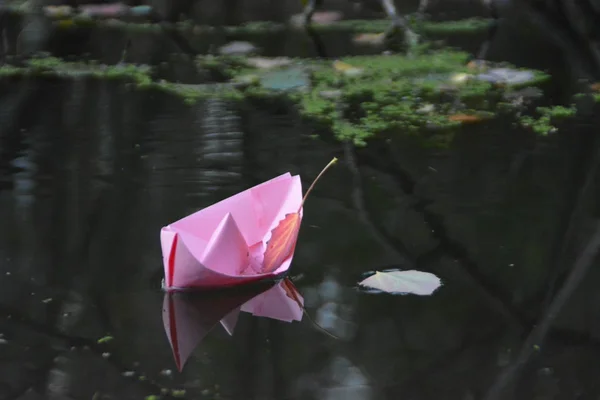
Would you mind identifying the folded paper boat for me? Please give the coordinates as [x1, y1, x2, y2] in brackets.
[160, 172, 302, 290]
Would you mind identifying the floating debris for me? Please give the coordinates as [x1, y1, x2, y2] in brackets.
[467, 59, 489, 71]
[79, 3, 129, 18]
[259, 66, 311, 91]
[312, 11, 344, 24]
[171, 389, 186, 398]
[319, 90, 342, 99]
[450, 72, 471, 84]
[333, 60, 363, 76]
[448, 113, 488, 124]
[290, 10, 344, 27]
[44, 5, 72, 18]
[218, 41, 258, 56]
[416, 103, 435, 114]
[475, 68, 537, 86]
[42, 3, 153, 20]
[246, 57, 293, 70]
[358, 269, 442, 295]
[352, 32, 386, 46]
[97, 335, 114, 344]
[502, 86, 544, 103]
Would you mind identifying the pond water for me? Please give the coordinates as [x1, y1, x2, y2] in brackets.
[2, 2, 600, 400]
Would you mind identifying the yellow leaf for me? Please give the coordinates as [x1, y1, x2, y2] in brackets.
[333, 60, 363, 76]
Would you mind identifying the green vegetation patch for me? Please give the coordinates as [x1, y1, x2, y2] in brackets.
[193, 50, 550, 146]
[0, 50, 552, 145]
[45, 14, 490, 37]
[309, 17, 491, 35]
[0, 56, 152, 87]
[289, 52, 547, 145]
[519, 105, 577, 135]
[0, 56, 245, 102]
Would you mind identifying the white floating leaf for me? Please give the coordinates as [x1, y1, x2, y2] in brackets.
[358, 270, 442, 295]
[353, 33, 386, 46]
[475, 68, 535, 85]
[246, 57, 292, 70]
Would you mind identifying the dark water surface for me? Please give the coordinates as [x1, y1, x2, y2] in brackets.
[3, 3, 600, 400]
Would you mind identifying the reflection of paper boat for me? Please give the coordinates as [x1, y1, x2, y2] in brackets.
[162, 279, 304, 371]
[160, 173, 303, 290]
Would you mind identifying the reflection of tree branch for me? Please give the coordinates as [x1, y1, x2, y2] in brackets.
[304, 25, 327, 58]
[344, 136, 600, 396]
[385, 310, 600, 397]
[344, 139, 600, 395]
[352, 143, 525, 327]
[476, 0, 500, 60]
[542, 134, 600, 310]
[517, 1, 600, 80]
[383, 322, 503, 396]
[234, 320, 259, 400]
[343, 141, 415, 268]
[5, 354, 57, 400]
[484, 222, 600, 400]
[0, 305, 179, 399]
[268, 321, 287, 399]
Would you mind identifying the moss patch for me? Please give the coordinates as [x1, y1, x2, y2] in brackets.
[519, 105, 577, 134]
[43, 13, 490, 36]
[0, 51, 552, 146]
[0, 56, 152, 87]
[307, 17, 491, 35]
[278, 52, 547, 146]
[0, 56, 245, 102]
[174, 51, 551, 145]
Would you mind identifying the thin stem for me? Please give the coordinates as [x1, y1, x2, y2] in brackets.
[283, 278, 339, 339]
[299, 157, 338, 211]
[301, 306, 339, 339]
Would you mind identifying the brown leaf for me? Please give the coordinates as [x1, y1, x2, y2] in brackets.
[261, 213, 301, 273]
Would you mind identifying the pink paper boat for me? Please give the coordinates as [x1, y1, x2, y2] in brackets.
[162, 279, 303, 370]
[160, 173, 303, 290]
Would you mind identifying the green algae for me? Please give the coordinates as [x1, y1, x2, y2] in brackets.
[223, 21, 287, 35]
[293, 51, 502, 145]
[0, 65, 22, 77]
[310, 17, 491, 35]
[190, 50, 551, 146]
[0, 50, 551, 144]
[154, 81, 244, 104]
[171, 389, 187, 397]
[0, 56, 153, 87]
[97, 335, 114, 344]
[0, 57, 230, 103]
[0, 55, 249, 104]
[420, 17, 491, 35]
[519, 105, 577, 134]
[196, 55, 252, 80]
[197, 17, 491, 36]
[44, 14, 490, 37]
[5, 3, 489, 36]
